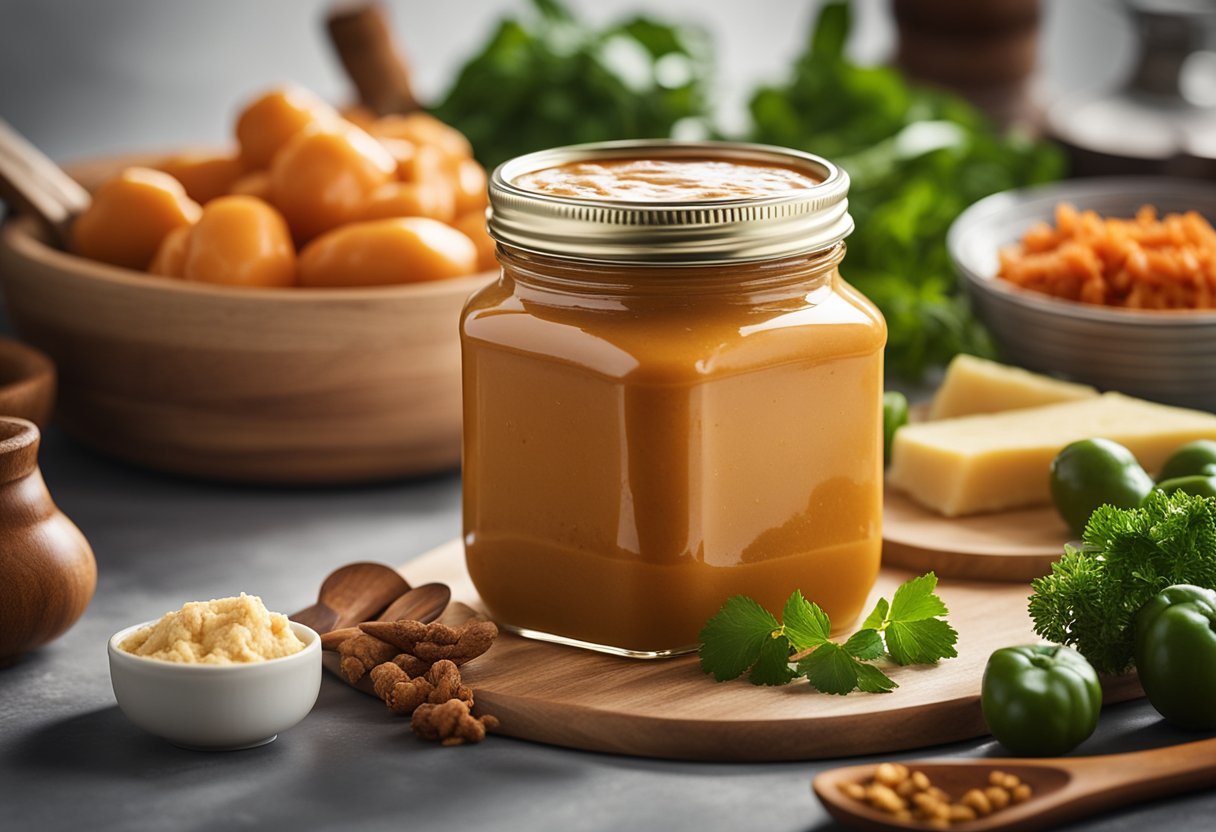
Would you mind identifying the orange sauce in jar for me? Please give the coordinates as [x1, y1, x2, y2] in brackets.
[462, 142, 886, 656]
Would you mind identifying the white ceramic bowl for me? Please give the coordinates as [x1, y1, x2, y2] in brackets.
[108, 620, 321, 750]
[949, 177, 1216, 411]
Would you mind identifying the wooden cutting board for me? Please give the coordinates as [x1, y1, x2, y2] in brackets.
[386, 539, 1141, 762]
[882, 484, 1072, 581]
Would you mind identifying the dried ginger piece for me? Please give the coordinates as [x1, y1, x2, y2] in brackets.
[427, 659, 474, 705]
[338, 633, 398, 683]
[360, 619, 497, 667]
[370, 659, 473, 715]
[411, 698, 500, 746]
[391, 652, 432, 677]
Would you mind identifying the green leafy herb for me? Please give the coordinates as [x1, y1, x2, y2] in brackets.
[699, 573, 958, 694]
[747, 1, 1064, 380]
[1029, 490, 1216, 675]
[431, 0, 712, 170]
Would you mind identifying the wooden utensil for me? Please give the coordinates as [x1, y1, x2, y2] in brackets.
[290, 562, 410, 634]
[327, 3, 420, 117]
[0, 118, 90, 248]
[812, 735, 1216, 831]
[317, 582, 452, 650]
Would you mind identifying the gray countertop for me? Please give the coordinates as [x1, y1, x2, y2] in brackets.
[2, 425, 1215, 832]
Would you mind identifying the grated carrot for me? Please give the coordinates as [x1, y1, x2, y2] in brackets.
[997, 203, 1216, 309]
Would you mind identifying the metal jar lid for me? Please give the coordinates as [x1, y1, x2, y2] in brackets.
[487, 140, 853, 265]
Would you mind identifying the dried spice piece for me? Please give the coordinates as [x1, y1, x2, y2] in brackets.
[359, 619, 498, 666]
[411, 698, 500, 746]
[391, 652, 432, 677]
[370, 659, 473, 715]
[338, 633, 398, 683]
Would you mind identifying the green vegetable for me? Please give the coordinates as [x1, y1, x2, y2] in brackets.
[1049, 439, 1154, 537]
[431, 0, 712, 170]
[1134, 584, 1216, 729]
[748, 2, 1063, 379]
[882, 391, 908, 465]
[1158, 440, 1216, 482]
[1029, 490, 1216, 675]
[1155, 475, 1216, 500]
[699, 572, 957, 694]
[980, 644, 1101, 756]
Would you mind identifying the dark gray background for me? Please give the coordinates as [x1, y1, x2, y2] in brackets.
[1, 2, 1212, 831]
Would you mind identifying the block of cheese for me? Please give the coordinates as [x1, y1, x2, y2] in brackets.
[929, 354, 1097, 420]
[889, 392, 1216, 517]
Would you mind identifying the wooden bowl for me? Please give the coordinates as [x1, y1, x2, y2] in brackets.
[0, 170, 493, 482]
[0, 337, 55, 429]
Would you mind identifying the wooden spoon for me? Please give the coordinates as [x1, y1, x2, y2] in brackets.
[289, 561, 410, 634]
[0, 118, 90, 249]
[318, 582, 452, 650]
[327, 3, 420, 117]
[813, 735, 1216, 831]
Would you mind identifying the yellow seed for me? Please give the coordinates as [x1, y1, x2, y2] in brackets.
[988, 770, 1007, 787]
[839, 781, 866, 800]
[927, 786, 952, 803]
[1012, 783, 1033, 803]
[950, 804, 978, 822]
[867, 783, 907, 814]
[986, 786, 1011, 809]
[896, 779, 918, 797]
[875, 762, 909, 786]
[911, 771, 931, 791]
[962, 788, 993, 816]
[913, 793, 940, 811]
[894, 809, 913, 822]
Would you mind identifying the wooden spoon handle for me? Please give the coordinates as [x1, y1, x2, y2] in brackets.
[0, 119, 90, 248]
[978, 736, 1216, 832]
[327, 2, 420, 116]
[1066, 734, 1216, 796]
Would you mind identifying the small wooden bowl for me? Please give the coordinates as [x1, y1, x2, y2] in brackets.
[0, 156, 493, 483]
[0, 337, 55, 429]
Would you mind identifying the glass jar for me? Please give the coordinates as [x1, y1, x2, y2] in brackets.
[461, 141, 886, 657]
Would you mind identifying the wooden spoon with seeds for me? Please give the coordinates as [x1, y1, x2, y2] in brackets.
[813, 735, 1216, 831]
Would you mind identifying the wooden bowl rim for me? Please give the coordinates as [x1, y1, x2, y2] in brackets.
[0, 336, 55, 415]
[0, 336, 54, 383]
[1, 216, 496, 304]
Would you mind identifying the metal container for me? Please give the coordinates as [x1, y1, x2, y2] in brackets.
[949, 177, 1216, 411]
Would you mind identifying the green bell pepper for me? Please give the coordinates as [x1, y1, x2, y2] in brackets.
[882, 391, 908, 467]
[981, 644, 1102, 756]
[1157, 440, 1216, 482]
[1050, 438, 1154, 537]
[1134, 584, 1216, 730]
[1154, 475, 1216, 500]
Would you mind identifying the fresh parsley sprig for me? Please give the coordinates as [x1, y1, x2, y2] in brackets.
[1029, 490, 1216, 675]
[698, 573, 958, 695]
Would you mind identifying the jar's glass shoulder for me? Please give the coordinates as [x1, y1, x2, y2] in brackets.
[462, 271, 885, 384]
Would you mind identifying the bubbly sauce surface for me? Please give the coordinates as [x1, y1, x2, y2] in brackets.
[513, 157, 821, 202]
